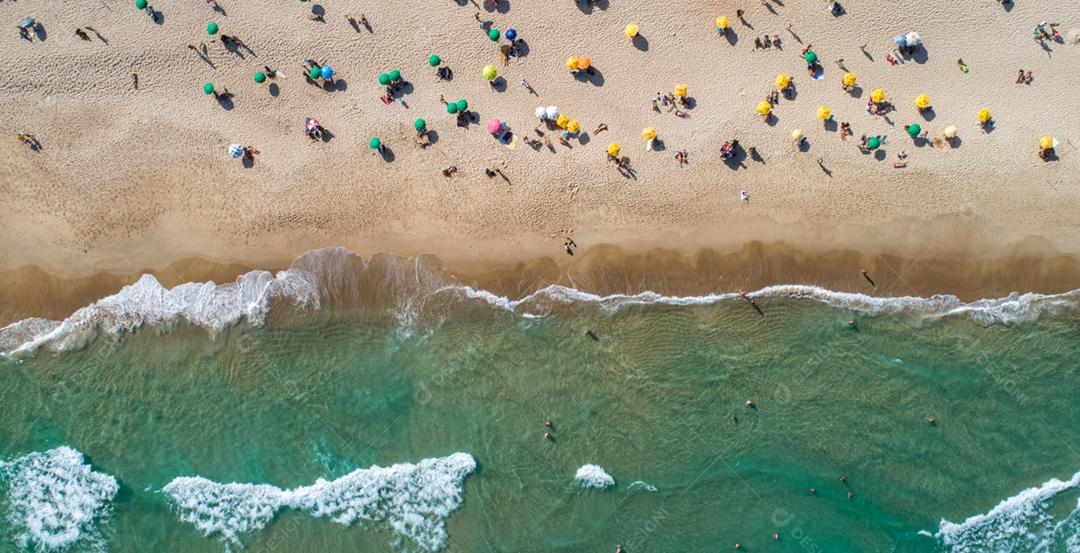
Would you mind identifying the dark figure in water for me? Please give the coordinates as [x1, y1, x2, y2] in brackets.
[860, 269, 876, 287]
[585, 329, 599, 341]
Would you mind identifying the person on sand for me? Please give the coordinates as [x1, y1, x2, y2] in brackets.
[839, 122, 850, 141]
[754, 37, 763, 49]
[675, 150, 687, 167]
[594, 123, 607, 134]
[564, 237, 577, 255]
[243, 146, 259, 160]
[441, 165, 457, 177]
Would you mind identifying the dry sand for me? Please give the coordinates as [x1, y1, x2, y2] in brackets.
[1, 0, 1079, 308]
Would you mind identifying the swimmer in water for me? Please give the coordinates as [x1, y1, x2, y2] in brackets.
[746, 400, 754, 408]
[545, 420, 553, 429]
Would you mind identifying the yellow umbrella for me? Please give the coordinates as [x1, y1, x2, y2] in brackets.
[791, 128, 804, 142]
[1040, 135, 1054, 149]
[567, 119, 581, 133]
[977, 108, 991, 123]
[756, 100, 772, 116]
[565, 56, 579, 70]
[870, 88, 885, 103]
[607, 143, 621, 157]
[774, 73, 791, 89]
[843, 73, 857, 87]
[915, 94, 930, 109]
[817, 106, 831, 120]
[943, 125, 958, 138]
[624, 23, 638, 38]
[555, 113, 570, 128]
[674, 83, 688, 97]
[716, 16, 729, 29]
[642, 127, 656, 140]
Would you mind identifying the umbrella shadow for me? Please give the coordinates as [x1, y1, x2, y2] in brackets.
[320, 129, 335, 143]
[311, 4, 326, 18]
[216, 94, 234, 110]
[783, 83, 799, 101]
[632, 34, 649, 51]
[150, 10, 164, 25]
[765, 113, 778, 127]
[325, 78, 347, 92]
[33, 23, 47, 41]
[910, 47, 928, 64]
[824, 119, 838, 132]
[513, 39, 530, 59]
[651, 138, 666, 152]
[947, 136, 962, 149]
[578, 132, 591, 145]
[242, 155, 254, 169]
[268, 83, 280, 97]
[797, 140, 810, 153]
[378, 147, 395, 162]
[681, 97, 697, 110]
[724, 27, 738, 46]
[850, 85, 862, 99]
[874, 150, 886, 161]
[425, 130, 440, 145]
[574, 67, 604, 87]
[920, 108, 936, 122]
[491, 76, 507, 92]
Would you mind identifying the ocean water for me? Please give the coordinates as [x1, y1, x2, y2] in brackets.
[2, 249, 1080, 553]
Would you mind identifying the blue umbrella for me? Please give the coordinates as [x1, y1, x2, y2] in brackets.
[894, 34, 906, 46]
[321, 66, 334, 79]
[229, 144, 246, 158]
[505, 28, 517, 41]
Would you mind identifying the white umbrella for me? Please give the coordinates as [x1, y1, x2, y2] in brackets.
[229, 144, 246, 158]
[905, 31, 921, 46]
[535, 106, 547, 120]
[545, 105, 559, 119]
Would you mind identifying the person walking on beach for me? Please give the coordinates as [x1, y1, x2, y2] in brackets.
[564, 237, 577, 255]
[860, 269, 875, 287]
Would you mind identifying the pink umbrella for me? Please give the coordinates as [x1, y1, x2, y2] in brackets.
[487, 118, 503, 135]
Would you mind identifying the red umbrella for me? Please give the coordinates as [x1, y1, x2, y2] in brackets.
[487, 118, 503, 135]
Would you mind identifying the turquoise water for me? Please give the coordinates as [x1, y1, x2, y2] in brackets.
[3, 255, 1080, 552]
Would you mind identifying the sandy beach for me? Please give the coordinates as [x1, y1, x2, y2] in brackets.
[2, 0, 1079, 316]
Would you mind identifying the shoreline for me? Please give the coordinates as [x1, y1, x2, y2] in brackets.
[4, 239, 1080, 328]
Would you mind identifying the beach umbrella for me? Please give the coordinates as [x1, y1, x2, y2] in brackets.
[804, 50, 818, 64]
[607, 143, 621, 157]
[254, 71, 266, 83]
[309, 66, 321, 80]
[567, 120, 581, 133]
[135, 0, 147, 9]
[1040, 135, 1054, 149]
[756, 100, 771, 116]
[545, 105, 559, 119]
[774, 73, 791, 89]
[378, 73, 390, 85]
[505, 28, 517, 41]
[716, 16, 729, 29]
[369, 136, 382, 150]
[447, 102, 459, 114]
[555, 113, 570, 128]
[674, 84, 688, 97]
[389, 69, 402, 82]
[943, 125, 958, 139]
[566, 56, 580, 71]
[870, 88, 885, 103]
[456, 99, 468, 112]
[905, 32, 921, 46]
[229, 144, 245, 158]
[203, 82, 215, 95]
[428, 55, 441, 67]
[414, 118, 427, 132]
[894, 34, 907, 47]
[906, 123, 922, 137]
[482, 65, 498, 80]
[20, 17, 34, 29]
[624, 23, 638, 38]
[817, 106, 831, 120]
[791, 128, 804, 142]
[915, 94, 930, 109]
[642, 127, 656, 141]
[843, 73, 857, 87]
[578, 56, 592, 69]
[535, 106, 547, 120]
[978, 108, 991, 123]
[488, 28, 500, 41]
[867, 136, 881, 150]
[306, 119, 320, 133]
[321, 66, 334, 79]
[487, 118, 503, 134]
[207, 22, 219, 35]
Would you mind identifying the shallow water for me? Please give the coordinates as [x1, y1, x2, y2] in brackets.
[2, 253, 1080, 552]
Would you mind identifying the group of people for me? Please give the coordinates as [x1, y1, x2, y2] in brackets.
[753, 34, 782, 50]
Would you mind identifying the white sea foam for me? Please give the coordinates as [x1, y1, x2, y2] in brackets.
[5, 247, 1078, 355]
[934, 470, 1080, 552]
[627, 480, 657, 492]
[575, 464, 615, 490]
[162, 452, 476, 551]
[0, 447, 120, 552]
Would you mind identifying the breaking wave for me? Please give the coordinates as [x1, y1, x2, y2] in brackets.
[575, 464, 615, 490]
[3, 247, 1078, 355]
[0, 447, 120, 552]
[162, 452, 476, 551]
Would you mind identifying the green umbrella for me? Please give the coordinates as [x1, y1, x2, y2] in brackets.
[207, 22, 219, 35]
[388, 69, 402, 82]
[414, 118, 427, 132]
[428, 54, 441, 67]
[135, 0, 147, 9]
[203, 82, 215, 95]
[867, 136, 881, 150]
[455, 99, 468, 112]
[805, 50, 818, 64]
[488, 28, 500, 41]
[447, 102, 459, 114]
[378, 73, 390, 85]
[309, 66, 321, 80]
[906, 124, 921, 138]
[254, 71, 267, 83]
[369, 137, 382, 150]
